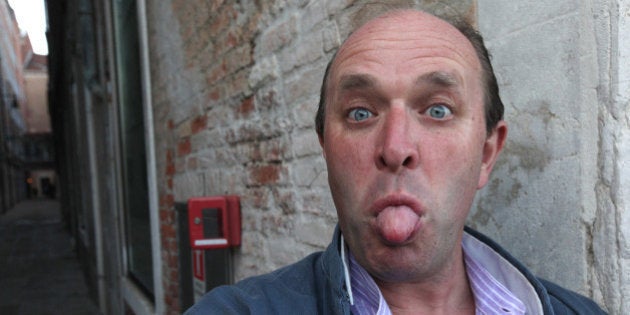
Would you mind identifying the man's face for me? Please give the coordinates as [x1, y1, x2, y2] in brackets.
[320, 11, 506, 283]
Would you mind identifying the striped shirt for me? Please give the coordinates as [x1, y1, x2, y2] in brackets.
[343, 236, 526, 315]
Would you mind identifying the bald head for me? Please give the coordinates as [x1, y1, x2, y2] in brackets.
[315, 9, 503, 138]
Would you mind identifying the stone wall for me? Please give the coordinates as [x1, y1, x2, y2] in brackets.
[148, 1, 474, 312]
[147, 0, 625, 313]
[472, 0, 628, 313]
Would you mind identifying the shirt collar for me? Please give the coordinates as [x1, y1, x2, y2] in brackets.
[461, 231, 543, 314]
[341, 231, 535, 315]
[462, 238, 526, 315]
[341, 235, 391, 315]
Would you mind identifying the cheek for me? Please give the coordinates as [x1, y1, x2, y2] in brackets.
[428, 127, 484, 167]
[424, 134, 484, 201]
[323, 134, 374, 209]
[325, 132, 374, 174]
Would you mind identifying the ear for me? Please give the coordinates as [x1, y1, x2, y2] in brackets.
[318, 132, 326, 159]
[477, 120, 507, 189]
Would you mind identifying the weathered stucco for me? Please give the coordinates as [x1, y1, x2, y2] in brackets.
[473, 1, 628, 313]
[145, 0, 625, 313]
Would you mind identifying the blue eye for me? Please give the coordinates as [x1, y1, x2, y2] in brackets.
[348, 108, 373, 121]
[426, 104, 452, 119]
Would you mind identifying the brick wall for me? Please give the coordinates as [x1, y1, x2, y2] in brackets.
[148, 1, 473, 313]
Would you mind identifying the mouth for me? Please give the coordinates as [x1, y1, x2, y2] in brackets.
[370, 194, 424, 245]
[369, 194, 424, 216]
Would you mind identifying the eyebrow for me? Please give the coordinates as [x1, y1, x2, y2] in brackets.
[416, 71, 460, 88]
[338, 71, 460, 91]
[338, 74, 377, 91]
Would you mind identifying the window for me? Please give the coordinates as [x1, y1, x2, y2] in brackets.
[112, 0, 154, 298]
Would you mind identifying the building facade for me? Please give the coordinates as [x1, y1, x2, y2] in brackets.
[1, 0, 55, 209]
[46, 0, 628, 314]
[0, 0, 28, 213]
[21, 44, 55, 199]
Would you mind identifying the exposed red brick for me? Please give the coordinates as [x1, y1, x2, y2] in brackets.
[177, 137, 191, 156]
[237, 96, 255, 116]
[209, 6, 233, 37]
[167, 252, 179, 266]
[226, 32, 238, 50]
[166, 149, 174, 163]
[159, 197, 167, 208]
[163, 238, 178, 251]
[159, 209, 175, 223]
[164, 295, 176, 310]
[161, 224, 176, 239]
[191, 115, 207, 134]
[169, 269, 179, 282]
[167, 119, 175, 130]
[168, 283, 179, 297]
[160, 236, 170, 248]
[160, 194, 174, 208]
[250, 164, 280, 185]
[168, 258, 177, 270]
[159, 210, 168, 221]
[214, 28, 240, 57]
[166, 163, 175, 176]
[208, 86, 222, 101]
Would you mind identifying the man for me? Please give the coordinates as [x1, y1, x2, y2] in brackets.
[186, 8, 606, 314]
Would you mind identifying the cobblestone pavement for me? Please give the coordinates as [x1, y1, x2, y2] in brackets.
[0, 199, 100, 315]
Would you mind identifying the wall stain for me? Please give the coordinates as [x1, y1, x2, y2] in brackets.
[504, 142, 550, 172]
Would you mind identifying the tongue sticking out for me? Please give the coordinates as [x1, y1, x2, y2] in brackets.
[375, 206, 420, 244]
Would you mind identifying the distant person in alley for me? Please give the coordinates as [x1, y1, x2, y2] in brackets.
[185, 7, 607, 315]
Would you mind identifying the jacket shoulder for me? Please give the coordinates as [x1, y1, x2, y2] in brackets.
[540, 279, 608, 315]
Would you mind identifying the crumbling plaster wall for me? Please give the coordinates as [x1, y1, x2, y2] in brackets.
[148, 1, 476, 312]
[472, 1, 628, 313]
[147, 0, 625, 313]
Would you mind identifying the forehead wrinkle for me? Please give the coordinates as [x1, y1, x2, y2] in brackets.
[340, 13, 481, 71]
[338, 32, 480, 78]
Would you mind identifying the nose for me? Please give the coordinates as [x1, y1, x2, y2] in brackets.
[376, 105, 419, 172]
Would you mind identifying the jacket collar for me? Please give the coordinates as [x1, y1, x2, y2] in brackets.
[321, 225, 352, 314]
[463, 227, 554, 314]
[322, 225, 555, 314]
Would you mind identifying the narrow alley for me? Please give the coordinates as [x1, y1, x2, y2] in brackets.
[0, 199, 100, 314]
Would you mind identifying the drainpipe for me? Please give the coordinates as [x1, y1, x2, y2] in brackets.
[84, 89, 106, 315]
[136, 0, 165, 312]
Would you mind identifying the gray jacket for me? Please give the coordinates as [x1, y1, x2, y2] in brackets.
[185, 226, 607, 314]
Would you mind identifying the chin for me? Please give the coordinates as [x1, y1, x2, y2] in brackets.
[365, 247, 429, 281]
